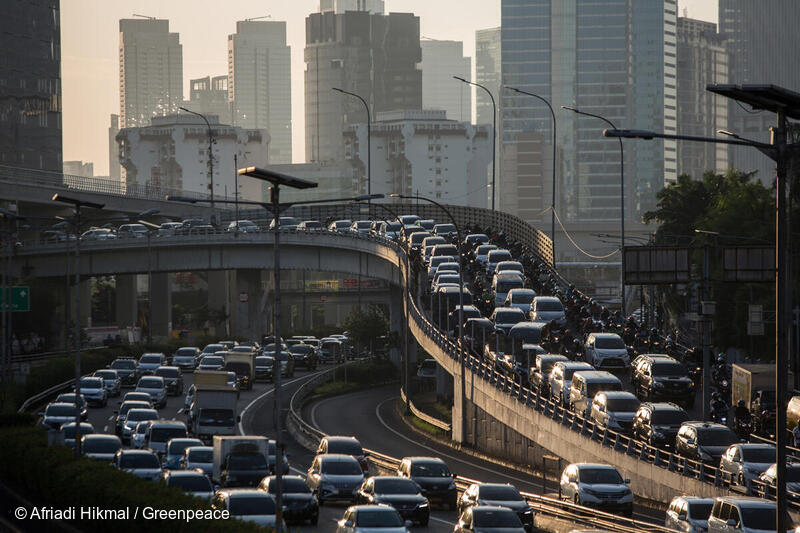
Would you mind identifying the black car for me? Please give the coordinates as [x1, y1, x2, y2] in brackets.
[356, 476, 430, 526]
[288, 344, 318, 370]
[254, 356, 274, 382]
[631, 355, 695, 408]
[154, 366, 184, 396]
[457, 483, 533, 532]
[109, 358, 139, 387]
[675, 422, 738, 464]
[258, 475, 318, 525]
[397, 457, 457, 510]
[631, 402, 689, 448]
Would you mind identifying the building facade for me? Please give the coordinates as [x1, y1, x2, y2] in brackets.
[344, 109, 490, 208]
[186, 75, 232, 126]
[319, 0, 384, 14]
[475, 27, 501, 128]
[420, 40, 471, 123]
[305, 10, 422, 164]
[500, 0, 677, 229]
[228, 20, 291, 164]
[63, 161, 94, 178]
[263, 162, 357, 204]
[676, 17, 728, 179]
[0, 0, 62, 172]
[719, 0, 800, 182]
[109, 114, 121, 180]
[119, 18, 183, 129]
[116, 114, 269, 200]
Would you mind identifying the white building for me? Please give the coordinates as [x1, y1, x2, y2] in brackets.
[420, 40, 471, 123]
[116, 114, 269, 201]
[228, 20, 292, 164]
[344, 109, 490, 208]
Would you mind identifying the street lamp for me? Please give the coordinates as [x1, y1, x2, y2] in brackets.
[504, 86, 557, 265]
[390, 193, 469, 444]
[561, 106, 626, 312]
[332, 88, 371, 200]
[179, 106, 215, 208]
[454, 76, 496, 211]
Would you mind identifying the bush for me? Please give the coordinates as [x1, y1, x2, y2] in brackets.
[331, 358, 397, 384]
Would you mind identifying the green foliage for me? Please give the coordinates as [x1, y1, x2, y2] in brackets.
[330, 358, 397, 384]
[342, 305, 390, 348]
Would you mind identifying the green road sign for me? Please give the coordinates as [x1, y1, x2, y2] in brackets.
[1, 286, 30, 312]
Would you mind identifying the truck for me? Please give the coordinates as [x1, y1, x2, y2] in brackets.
[224, 352, 255, 390]
[212, 435, 269, 487]
[732, 363, 775, 410]
[193, 370, 229, 387]
[188, 385, 239, 443]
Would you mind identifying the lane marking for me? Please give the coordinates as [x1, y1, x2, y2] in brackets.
[429, 516, 456, 526]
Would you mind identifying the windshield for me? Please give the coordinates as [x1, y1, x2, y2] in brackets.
[187, 448, 213, 463]
[47, 405, 78, 417]
[438, 275, 460, 285]
[494, 310, 524, 323]
[356, 510, 403, 527]
[355, 221, 371, 229]
[138, 378, 163, 388]
[203, 345, 223, 353]
[327, 441, 363, 455]
[497, 262, 522, 271]
[374, 479, 419, 495]
[83, 438, 121, 454]
[536, 300, 563, 312]
[255, 357, 273, 366]
[595, 337, 626, 349]
[111, 360, 136, 369]
[476, 245, 496, 255]
[120, 453, 159, 469]
[606, 398, 641, 412]
[511, 292, 535, 304]
[126, 410, 157, 422]
[480, 486, 523, 501]
[95, 371, 116, 379]
[410, 462, 451, 477]
[510, 327, 541, 344]
[289, 345, 311, 354]
[741, 447, 776, 463]
[473, 509, 522, 528]
[62, 424, 92, 438]
[200, 356, 223, 365]
[587, 382, 622, 398]
[321, 460, 362, 475]
[140, 355, 161, 364]
[79, 378, 103, 388]
[198, 409, 235, 427]
[652, 410, 689, 425]
[167, 440, 200, 455]
[497, 279, 524, 293]
[150, 427, 187, 443]
[168, 475, 212, 492]
[155, 368, 178, 378]
[431, 256, 453, 267]
[652, 362, 688, 377]
[579, 468, 623, 484]
[688, 502, 713, 519]
[228, 453, 267, 471]
[229, 495, 275, 516]
[410, 232, 430, 244]
[697, 428, 737, 446]
[488, 251, 512, 262]
[740, 507, 786, 530]
[268, 478, 310, 494]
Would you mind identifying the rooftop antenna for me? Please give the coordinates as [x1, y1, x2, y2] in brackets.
[132, 14, 157, 19]
[244, 15, 272, 21]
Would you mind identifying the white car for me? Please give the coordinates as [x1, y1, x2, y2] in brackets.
[718, 443, 775, 486]
[428, 255, 456, 280]
[584, 333, 629, 369]
[559, 463, 633, 517]
[81, 434, 122, 462]
[529, 296, 565, 325]
[213, 489, 283, 528]
[226, 220, 260, 233]
[131, 420, 151, 449]
[665, 496, 714, 533]
[113, 449, 162, 481]
[121, 408, 158, 443]
[336, 505, 410, 533]
[504, 288, 536, 314]
[474, 244, 497, 267]
[163, 470, 214, 502]
[179, 446, 214, 475]
[548, 361, 593, 406]
[590, 391, 640, 434]
[77, 376, 108, 407]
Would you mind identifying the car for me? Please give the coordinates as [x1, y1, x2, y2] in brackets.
[175, 218, 208, 235]
[198, 355, 225, 371]
[268, 216, 300, 230]
[428, 255, 456, 280]
[707, 496, 789, 533]
[529, 296, 566, 325]
[584, 333, 629, 370]
[117, 223, 148, 238]
[179, 445, 214, 476]
[632, 355, 695, 408]
[120, 391, 153, 405]
[504, 288, 537, 314]
[171, 347, 200, 371]
[428, 243, 458, 264]
[373, 220, 403, 240]
[121, 408, 158, 443]
[328, 220, 353, 232]
[350, 220, 372, 236]
[131, 420, 152, 449]
[259, 475, 319, 525]
[297, 220, 323, 231]
[455, 505, 526, 533]
[289, 344, 318, 370]
[407, 230, 432, 252]
[135, 375, 167, 408]
[156, 221, 183, 237]
[58, 421, 95, 448]
[275, 351, 295, 378]
[356, 476, 430, 526]
[154, 366, 184, 396]
[590, 391, 640, 434]
[758, 463, 800, 503]
[495, 260, 524, 276]
[718, 443, 776, 486]
[397, 214, 420, 226]
[422, 236, 447, 262]
[473, 244, 498, 267]
[568, 370, 623, 417]
[213, 489, 282, 528]
[320, 338, 344, 364]
[81, 228, 116, 240]
[317, 436, 369, 472]
[492, 272, 525, 307]
[40, 402, 84, 430]
[489, 307, 526, 336]
[486, 249, 513, 274]
[559, 463, 633, 517]
[145, 420, 188, 456]
[675, 422, 739, 464]
[81, 434, 122, 461]
[306, 454, 365, 504]
[93, 369, 122, 397]
[530, 353, 568, 395]
[433, 273, 462, 292]
[549, 361, 593, 406]
[254, 355, 274, 382]
[163, 437, 205, 469]
[226, 220, 260, 233]
[457, 483, 533, 531]
[113, 449, 162, 481]
[217, 340, 238, 350]
[631, 402, 690, 448]
[463, 233, 489, 249]
[432, 223, 457, 240]
[162, 469, 215, 501]
[54, 392, 88, 412]
[114, 400, 151, 436]
[201, 343, 226, 356]
[137, 353, 165, 375]
[336, 504, 410, 533]
[77, 376, 108, 407]
[109, 358, 139, 386]
[665, 496, 714, 533]
[397, 456, 457, 510]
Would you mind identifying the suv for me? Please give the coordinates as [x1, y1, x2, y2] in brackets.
[137, 353, 165, 375]
[397, 456, 457, 510]
[154, 366, 184, 395]
[590, 391, 640, 434]
[675, 422, 738, 464]
[631, 402, 689, 448]
[718, 443, 775, 486]
[568, 370, 622, 416]
[631, 354, 695, 408]
[584, 333, 629, 370]
[529, 354, 568, 394]
[559, 463, 633, 517]
[109, 358, 139, 387]
[306, 454, 364, 504]
[549, 361, 592, 406]
[665, 496, 713, 533]
[707, 496, 785, 533]
[457, 483, 533, 532]
[171, 347, 200, 371]
[316, 436, 368, 472]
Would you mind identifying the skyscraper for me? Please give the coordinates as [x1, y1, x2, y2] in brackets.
[475, 27, 501, 128]
[228, 20, 292, 164]
[500, 0, 677, 226]
[186, 76, 232, 125]
[719, 0, 800, 182]
[319, 0, 384, 14]
[0, 0, 62, 172]
[676, 17, 728, 179]
[420, 40, 471, 122]
[305, 9, 421, 163]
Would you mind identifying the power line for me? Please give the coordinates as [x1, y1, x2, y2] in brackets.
[551, 208, 620, 260]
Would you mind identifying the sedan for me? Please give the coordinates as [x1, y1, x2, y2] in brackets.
[113, 449, 162, 481]
[58, 422, 95, 448]
[454, 506, 525, 533]
[336, 505, 410, 533]
[121, 408, 158, 443]
[171, 347, 200, 371]
[162, 470, 214, 502]
[179, 446, 214, 476]
[718, 443, 775, 486]
[135, 376, 167, 408]
[259, 475, 319, 525]
[81, 434, 122, 462]
[78, 376, 108, 407]
[356, 477, 429, 526]
[457, 483, 532, 532]
[40, 402, 85, 430]
[213, 489, 282, 529]
[163, 438, 204, 469]
[559, 463, 633, 517]
[93, 369, 122, 397]
[198, 355, 225, 371]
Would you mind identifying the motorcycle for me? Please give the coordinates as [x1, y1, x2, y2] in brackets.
[734, 415, 753, 440]
[711, 402, 729, 425]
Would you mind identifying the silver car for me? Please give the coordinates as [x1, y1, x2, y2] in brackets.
[40, 402, 85, 430]
[530, 296, 566, 325]
[337, 505, 410, 533]
[78, 376, 108, 407]
[584, 333, 629, 370]
[559, 463, 633, 517]
[58, 421, 95, 448]
[113, 449, 162, 481]
[135, 375, 167, 408]
[718, 443, 775, 486]
[213, 489, 282, 528]
[138, 353, 165, 375]
[81, 434, 122, 462]
[549, 361, 593, 406]
[590, 391, 640, 434]
[179, 446, 214, 476]
[121, 408, 158, 443]
[93, 369, 121, 397]
[665, 496, 713, 533]
[307, 454, 365, 503]
[163, 470, 214, 502]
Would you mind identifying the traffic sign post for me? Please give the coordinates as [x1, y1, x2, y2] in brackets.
[1, 286, 30, 312]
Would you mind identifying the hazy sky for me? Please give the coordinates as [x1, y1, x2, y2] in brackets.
[61, 0, 717, 175]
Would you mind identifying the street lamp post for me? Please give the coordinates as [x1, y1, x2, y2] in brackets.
[179, 106, 215, 209]
[561, 106, 626, 312]
[332, 88, 371, 200]
[390, 193, 468, 444]
[504, 86, 557, 265]
[454, 76, 496, 211]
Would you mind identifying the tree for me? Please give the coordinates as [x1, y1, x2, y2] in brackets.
[343, 305, 389, 351]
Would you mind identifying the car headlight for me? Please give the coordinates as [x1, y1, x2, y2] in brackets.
[522, 508, 532, 515]
[417, 502, 428, 508]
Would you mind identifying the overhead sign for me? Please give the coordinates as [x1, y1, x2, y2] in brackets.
[1, 286, 30, 312]
[723, 246, 775, 282]
[623, 246, 690, 285]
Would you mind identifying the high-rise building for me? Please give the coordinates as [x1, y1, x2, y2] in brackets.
[119, 18, 183, 129]
[109, 114, 121, 180]
[63, 161, 94, 178]
[500, 0, 677, 227]
[676, 18, 728, 179]
[0, 0, 62, 172]
[305, 10, 422, 164]
[319, 0, 384, 14]
[719, 0, 800, 182]
[344, 110, 490, 207]
[186, 75, 232, 125]
[228, 20, 292, 163]
[475, 27, 501, 128]
[420, 40, 471, 123]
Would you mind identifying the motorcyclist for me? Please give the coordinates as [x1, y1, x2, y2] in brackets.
[710, 392, 729, 422]
[734, 400, 751, 426]
[712, 353, 728, 382]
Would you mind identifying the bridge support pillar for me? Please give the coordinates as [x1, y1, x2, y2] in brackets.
[207, 270, 230, 337]
[452, 366, 466, 443]
[390, 285, 403, 367]
[150, 273, 172, 339]
[115, 275, 138, 329]
[231, 269, 265, 341]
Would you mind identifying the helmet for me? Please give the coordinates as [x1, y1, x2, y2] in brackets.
[651, 328, 658, 335]
[737, 400, 746, 408]
[712, 392, 720, 400]
[717, 353, 727, 363]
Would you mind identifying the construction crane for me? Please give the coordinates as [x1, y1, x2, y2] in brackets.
[132, 14, 157, 20]
[244, 15, 271, 21]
